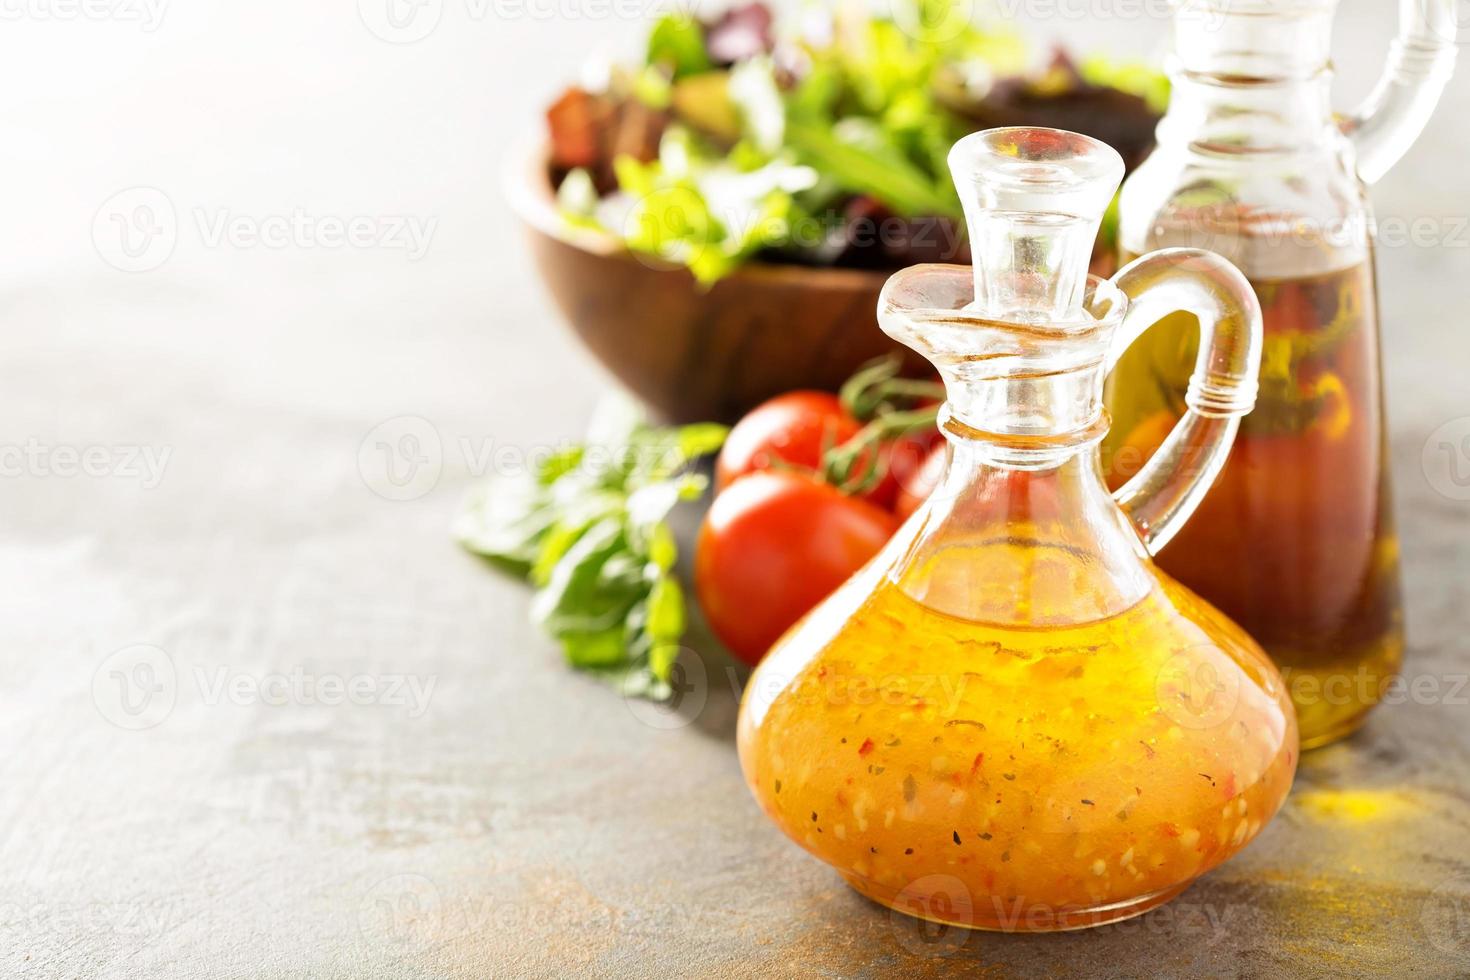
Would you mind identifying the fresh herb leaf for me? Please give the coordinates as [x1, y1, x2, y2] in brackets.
[455, 398, 727, 698]
[453, 472, 560, 577]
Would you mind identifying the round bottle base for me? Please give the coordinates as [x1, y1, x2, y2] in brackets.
[843, 871, 1193, 933]
[1297, 707, 1371, 751]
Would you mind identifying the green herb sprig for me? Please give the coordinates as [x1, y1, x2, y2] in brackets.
[455, 399, 727, 699]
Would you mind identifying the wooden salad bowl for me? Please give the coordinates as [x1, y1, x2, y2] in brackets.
[504, 139, 920, 424]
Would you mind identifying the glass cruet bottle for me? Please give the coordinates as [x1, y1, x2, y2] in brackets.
[736, 128, 1298, 932]
[1102, 0, 1458, 748]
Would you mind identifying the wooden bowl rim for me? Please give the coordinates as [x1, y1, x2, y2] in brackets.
[501, 133, 892, 292]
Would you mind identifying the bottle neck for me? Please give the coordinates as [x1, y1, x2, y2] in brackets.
[1160, 4, 1341, 155]
[881, 127, 1127, 464]
[939, 369, 1110, 469]
[930, 280, 1125, 460]
[890, 436, 1154, 627]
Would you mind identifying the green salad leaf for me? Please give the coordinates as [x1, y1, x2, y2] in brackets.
[613, 125, 817, 284]
[558, 2, 1161, 284]
[563, 2, 1029, 283]
[647, 14, 712, 80]
[455, 398, 727, 699]
[785, 118, 961, 219]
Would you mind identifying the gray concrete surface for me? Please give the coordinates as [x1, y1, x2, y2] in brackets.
[1, 1, 1467, 976]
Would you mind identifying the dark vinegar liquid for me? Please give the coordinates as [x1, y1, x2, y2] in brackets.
[1103, 260, 1403, 748]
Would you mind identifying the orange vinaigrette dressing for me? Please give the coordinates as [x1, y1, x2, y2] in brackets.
[739, 538, 1297, 930]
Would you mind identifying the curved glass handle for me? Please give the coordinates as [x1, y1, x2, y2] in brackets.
[1105, 249, 1263, 554]
[1342, 0, 1458, 185]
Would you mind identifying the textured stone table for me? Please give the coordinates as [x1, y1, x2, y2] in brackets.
[1, 2, 1467, 977]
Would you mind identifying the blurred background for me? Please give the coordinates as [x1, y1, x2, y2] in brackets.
[2, 1, 1467, 976]
[3, 2, 1464, 446]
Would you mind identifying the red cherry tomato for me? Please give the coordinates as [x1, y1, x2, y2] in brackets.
[845, 424, 944, 509]
[715, 391, 862, 492]
[717, 390, 943, 511]
[894, 444, 949, 520]
[695, 471, 899, 665]
[892, 447, 1073, 525]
